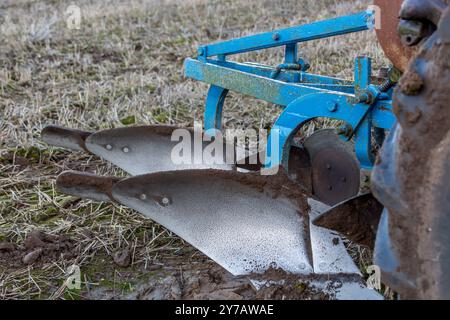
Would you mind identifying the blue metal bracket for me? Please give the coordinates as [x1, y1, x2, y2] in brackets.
[264, 93, 391, 169]
[205, 85, 228, 130]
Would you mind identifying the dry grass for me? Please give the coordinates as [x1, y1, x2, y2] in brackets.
[1, 0, 391, 299]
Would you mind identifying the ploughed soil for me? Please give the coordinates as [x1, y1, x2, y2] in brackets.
[0, 231, 77, 268]
[0, 230, 334, 300]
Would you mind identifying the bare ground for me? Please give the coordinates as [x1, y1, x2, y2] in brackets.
[0, 0, 393, 299]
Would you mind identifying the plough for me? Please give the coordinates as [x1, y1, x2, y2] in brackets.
[41, 0, 450, 299]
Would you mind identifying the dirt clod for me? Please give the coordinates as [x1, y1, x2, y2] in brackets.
[170, 278, 183, 299]
[113, 248, 132, 267]
[0, 230, 76, 269]
[255, 283, 329, 300]
[23, 248, 43, 265]
[0, 242, 16, 252]
[405, 108, 422, 125]
[398, 68, 424, 95]
[24, 230, 47, 249]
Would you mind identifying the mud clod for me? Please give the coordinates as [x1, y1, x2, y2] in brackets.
[23, 248, 43, 265]
[24, 230, 47, 249]
[255, 283, 329, 300]
[170, 278, 183, 299]
[0, 230, 76, 268]
[399, 69, 424, 95]
[405, 108, 423, 125]
[113, 248, 132, 267]
[0, 242, 16, 252]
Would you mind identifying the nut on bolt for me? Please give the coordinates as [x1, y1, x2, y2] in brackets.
[159, 196, 171, 207]
[356, 90, 376, 104]
[336, 124, 353, 138]
[327, 101, 338, 112]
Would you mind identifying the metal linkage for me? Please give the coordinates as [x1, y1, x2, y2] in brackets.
[185, 10, 396, 170]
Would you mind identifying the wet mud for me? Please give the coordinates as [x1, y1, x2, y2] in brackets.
[0, 230, 340, 300]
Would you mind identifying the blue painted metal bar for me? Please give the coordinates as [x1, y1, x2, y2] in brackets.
[299, 73, 352, 85]
[354, 116, 375, 169]
[185, 58, 351, 107]
[198, 11, 372, 57]
[354, 56, 372, 93]
[284, 44, 298, 64]
[208, 60, 298, 83]
[203, 59, 352, 86]
[372, 101, 395, 129]
[302, 83, 354, 94]
[350, 56, 376, 167]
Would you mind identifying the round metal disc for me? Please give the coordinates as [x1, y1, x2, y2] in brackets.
[374, 0, 415, 72]
[303, 129, 360, 206]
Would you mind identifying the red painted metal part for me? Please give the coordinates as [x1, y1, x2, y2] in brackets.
[374, 0, 415, 71]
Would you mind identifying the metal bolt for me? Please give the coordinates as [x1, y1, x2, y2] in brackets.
[105, 144, 113, 150]
[358, 92, 371, 104]
[327, 101, 338, 112]
[336, 125, 353, 138]
[140, 194, 147, 200]
[161, 197, 170, 206]
[272, 33, 280, 41]
[326, 164, 332, 170]
[122, 147, 130, 153]
[336, 126, 346, 135]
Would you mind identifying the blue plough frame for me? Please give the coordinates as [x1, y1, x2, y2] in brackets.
[184, 10, 396, 170]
